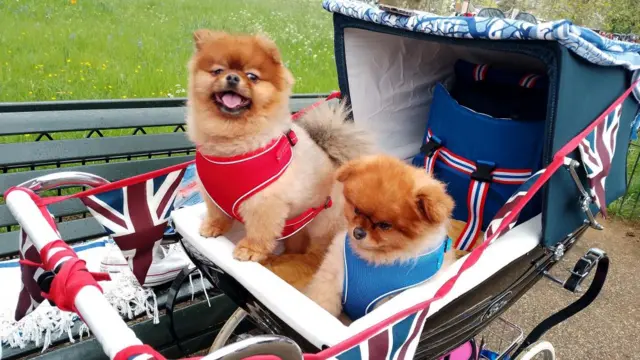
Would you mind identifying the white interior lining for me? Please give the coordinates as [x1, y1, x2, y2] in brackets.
[344, 28, 547, 161]
[173, 204, 541, 349]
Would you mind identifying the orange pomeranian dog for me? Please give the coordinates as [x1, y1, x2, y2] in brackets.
[304, 155, 456, 322]
[185, 30, 373, 288]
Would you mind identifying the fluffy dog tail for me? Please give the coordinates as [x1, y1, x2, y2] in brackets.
[296, 101, 374, 166]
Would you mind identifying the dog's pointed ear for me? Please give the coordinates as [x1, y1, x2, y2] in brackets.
[254, 33, 283, 64]
[414, 173, 454, 224]
[336, 160, 363, 183]
[193, 29, 224, 51]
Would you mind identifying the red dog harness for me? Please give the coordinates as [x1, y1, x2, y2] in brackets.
[196, 129, 332, 239]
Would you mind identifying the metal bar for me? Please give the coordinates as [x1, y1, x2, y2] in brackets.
[564, 159, 603, 230]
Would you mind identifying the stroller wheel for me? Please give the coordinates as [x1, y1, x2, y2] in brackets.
[209, 308, 266, 353]
[514, 341, 555, 360]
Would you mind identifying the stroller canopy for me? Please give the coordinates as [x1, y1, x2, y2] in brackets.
[323, 0, 640, 72]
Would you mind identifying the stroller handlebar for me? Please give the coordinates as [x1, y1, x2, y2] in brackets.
[17, 171, 110, 192]
[5, 188, 143, 359]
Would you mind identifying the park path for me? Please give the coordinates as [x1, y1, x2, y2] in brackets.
[503, 218, 640, 359]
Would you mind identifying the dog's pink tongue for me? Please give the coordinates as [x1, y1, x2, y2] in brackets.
[221, 93, 243, 108]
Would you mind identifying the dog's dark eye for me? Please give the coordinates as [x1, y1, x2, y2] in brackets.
[377, 222, 392, 230]
[211, 69, 224, 75]
[354, 207, 362, 215]
[246, 72, 259, 82]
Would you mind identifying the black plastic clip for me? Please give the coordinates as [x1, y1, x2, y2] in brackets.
[36, 269, 57, 306]
[564, 249, 605, 292]
[324, 196, 333, 209]
[471, 160, 496, 183]
[420, 136, 443, 157]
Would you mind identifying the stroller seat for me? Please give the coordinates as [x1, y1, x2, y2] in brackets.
[172, 203, 542, 349]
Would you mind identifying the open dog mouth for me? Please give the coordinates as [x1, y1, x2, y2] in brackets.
[212, 91, 252, 115]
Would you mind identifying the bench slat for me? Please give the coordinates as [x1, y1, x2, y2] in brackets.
[0, 155, 193, 192]
[0, 96, 325, 135]
[0, 94, 327, 113]
[0, 107, 186, 135]
[0, 133, 193, 167]
[0, 217, 105, 256]
[0, 199, 85, 227]
[0, 156, 193, 231]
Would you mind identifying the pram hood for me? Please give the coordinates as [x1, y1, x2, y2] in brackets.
[323, 0, 640, 72]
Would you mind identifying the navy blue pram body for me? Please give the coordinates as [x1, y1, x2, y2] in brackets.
[413, 61, 546, 250]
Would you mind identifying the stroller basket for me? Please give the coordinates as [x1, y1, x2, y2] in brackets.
[477, 318, 524, 359]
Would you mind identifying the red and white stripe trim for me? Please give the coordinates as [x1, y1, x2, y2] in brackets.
[519, 74, 540, 88]
[473, 64, 489, 81]
[425, 130, 532, 184]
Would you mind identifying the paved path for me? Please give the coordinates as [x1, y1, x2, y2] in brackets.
[503, 219, 640, 359]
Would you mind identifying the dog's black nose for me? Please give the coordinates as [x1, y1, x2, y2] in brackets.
[353, 227, 367, 240]
[226, 74, 240, 87]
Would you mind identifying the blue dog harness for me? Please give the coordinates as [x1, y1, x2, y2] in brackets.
[341, 234, 452, 321]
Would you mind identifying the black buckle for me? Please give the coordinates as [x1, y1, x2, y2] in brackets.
[420, 136, 443, 157]
[564, 248, 605, 292]
[471, 161, 496, 183]
[324, 196, 333, 209]
[36, 269, 57, 306]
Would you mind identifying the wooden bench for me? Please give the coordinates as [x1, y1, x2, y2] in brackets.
[0, 94, 326, 359]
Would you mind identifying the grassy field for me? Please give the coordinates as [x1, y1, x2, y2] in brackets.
[0, 0, 337, 102]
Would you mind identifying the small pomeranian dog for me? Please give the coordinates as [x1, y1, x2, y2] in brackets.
[186, 30, 373, 277]
[304, 155, 456, 321]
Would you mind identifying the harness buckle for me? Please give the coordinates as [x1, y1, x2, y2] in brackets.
[285, 130, 298, 146]
[324, 196, 333, 209]
[420, 136, 443, 157]
[471, 160, 496, 183]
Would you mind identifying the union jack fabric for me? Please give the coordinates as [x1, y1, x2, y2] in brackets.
[81, 168, 186, 286]
[332, 310, 428, 360]
[578, 103, 623, 217]
[14, 229, 47, 321]
[484, 169, 546, 242]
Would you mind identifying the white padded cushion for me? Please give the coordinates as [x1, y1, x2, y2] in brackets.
[172, 203, 541, 349]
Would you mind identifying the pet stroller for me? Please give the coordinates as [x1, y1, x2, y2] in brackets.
[4, 0, 640, 359]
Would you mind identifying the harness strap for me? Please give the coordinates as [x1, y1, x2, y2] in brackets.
[281, 197, 333, 239]
[422, 130, 532, 251]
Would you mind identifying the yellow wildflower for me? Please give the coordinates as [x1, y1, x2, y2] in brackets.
[71, 0, 76, 4]
[66, 59, 71, 63]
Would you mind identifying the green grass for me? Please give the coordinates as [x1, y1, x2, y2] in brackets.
[609, 141, 640, 219]
[0, 0, 337, 102]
